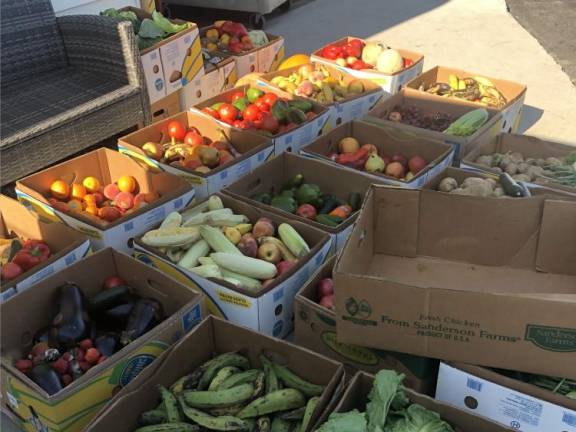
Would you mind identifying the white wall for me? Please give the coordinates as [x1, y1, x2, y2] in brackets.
[51, 0, 140, 16]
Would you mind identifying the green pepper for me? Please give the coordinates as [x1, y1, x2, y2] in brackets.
[295, 183, 321, 206]
[282, 174, 304, 190]
[232, 97, 248, 112]
[252, 192, 272, 205]
[280, 189, 295, 198]
[288, 100, 313, 112]
[271, 99, 289, 122]
[271, 196, 298, 213]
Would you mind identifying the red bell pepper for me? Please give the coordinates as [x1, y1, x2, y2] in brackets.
[12, 240, 51, 271]
[336, 147, 370, 169]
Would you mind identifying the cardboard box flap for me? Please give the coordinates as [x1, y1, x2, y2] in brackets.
[536, 199, 576, 275]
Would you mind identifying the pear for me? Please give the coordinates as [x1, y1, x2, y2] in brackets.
[365, 154, 386, 172]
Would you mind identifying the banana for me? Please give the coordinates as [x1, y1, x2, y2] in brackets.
[271, 362, 325, 397]
[473, 76, 496, 88]
[159, 386, 181, 423]
[259, 355, 279, 394]
[448, 74, 459, 90]
[278, 407, 305, 421]
[219, 369, 262, 390]
[270, 417, 292, 432]
[257, 237, 297, 263]
[237, 389, 306, 419]
[183, 383, 255, 409]
[198, 353, 250, 390]
[257, 417, 271, 432]
[178, 398, 248, 431]
[235, 223, 253, 235]
[271, 76, 284, 85]
[457, 78, 466, 90]
[300, 396, 320, 432]
[208, 366, 241, 391]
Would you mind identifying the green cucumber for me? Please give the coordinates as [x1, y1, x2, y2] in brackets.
[347, 192, 362, 211]
[315, 214, 343, 227]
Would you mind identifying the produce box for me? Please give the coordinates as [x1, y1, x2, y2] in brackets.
[364, 90, 503, 164]
[15, 148, 195, 253]
[334, 185, 576, 379]
[325, 371, 510, 431]
[180, 55, 237, 108]
[201, 25, 285, 77]
[117, 110, 274, 200]
[257, 62, 385, 129]
[124, 7, 205, 104]
[311, 36, 424, 95]
[405, 66, 527, 133]
[300, 120, 454, 188]
[0, 195, 90, 303]
[192, 84, 331, 155]
[0, 248, 206, 432]
[294, 255, 439, 394]
[224, 152, 377, 251]
[150, 90, 181, 123]
[436, 363, 576, 432]
[133, 193, 332, 338]
[462, 133, 576, 195]
[85, 316, 346, 432]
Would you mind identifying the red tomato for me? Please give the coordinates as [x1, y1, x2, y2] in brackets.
[103, 275, 126, 290]
[201, 107, 220, 119]
[262, 93, 278, 107]
[403, 58, 414, 68]
[254, 99, 271, 113]
[229, 90, 246, 102]
[242, 105, 261, 122]
[167, 120, 186, 141]
[218, 103, 239, 122]
[259, 113, 279, 134]
[184, 131, 203, 147]
[233, 119, 252, 130]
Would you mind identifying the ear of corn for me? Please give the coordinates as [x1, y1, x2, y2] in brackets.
[211, 253, 277, 280]
[220, 268, 262, 291]
[160, 212, 182, 229]
[208, 195, 225, 211]
[189, 264, 222, 279]
[141, 227, 200, 247]
[177, 240, 210, 269]
[278, 224, 310, 258]
[200, 225, 242, 255]
[182, 209, 233, 227]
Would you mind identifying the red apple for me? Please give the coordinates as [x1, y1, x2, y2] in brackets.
[408, 155, 427, 174]
[392, 154, 408, 167]
[276, 260, 296, 275]
[317, 278, 334, 298]
[319, 295, 334, 310]
[385, 161, 406, 179]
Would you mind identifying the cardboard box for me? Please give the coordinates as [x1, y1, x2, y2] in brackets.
[118, 111, 274, 200]
[0, 195, 91, 303]
[15, 148, 195, 253]
[294, 255, 439, 394]
[405, 66, 527, 133]
[364, 90, 503, 164]
[150, 90, 181, 123]
[436, 363, 576, 432]
[180, 56, 237, 108]
[311, 37, 424, 95]
[333, 371, 511, 431]
[133, 193, 332, 338]
[85, 316, 345, 432]
[192, 84, 331, 155]
[300, 120, 455, 189]
[462, 133, 576, 196]
[334, 185, 576, 379]
[224, 152, 377, 251]
[257, 63, 385, 129]
[1, 248, 206, 432]
[129, 7, 204, 103]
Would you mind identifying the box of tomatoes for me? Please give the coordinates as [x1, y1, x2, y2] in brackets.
[118, 110, 274, 200]
[192, 84, 331, 155]
[15, 148, 195, 253]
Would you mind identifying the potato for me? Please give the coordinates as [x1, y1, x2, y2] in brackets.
[517, 162, 529, 174]
[525, 158, 536, 165]
[492, 166, 503, 173]
[465, 183, 493, 197]
[545, 157, 562, 167]
[475, 155, 494, 167]
[526, 165, 544, 180]
[513, 174, 531, 183]
[485, 178, 498, 189]
[510, 152, 524, 163]
[438, 177, 458, 192]
[505, 162, 518, 175]
[492, 187, 505, 198]
[462, 177, 495, 191]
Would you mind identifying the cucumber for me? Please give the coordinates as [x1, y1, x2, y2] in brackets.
[347, 192, 362, 211]
[288, 100, 313, 112]
[315, 214, 343, 227]
[88, 285, 130, 310]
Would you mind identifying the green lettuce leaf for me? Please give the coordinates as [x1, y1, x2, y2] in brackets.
[101, 8, 140, 33]
[384, 404, 455, 432]
[152, 10, 189, 34]
[316, 410, 367, 432]
[367, 370, 410, 432]
[138, 18, 165, 39]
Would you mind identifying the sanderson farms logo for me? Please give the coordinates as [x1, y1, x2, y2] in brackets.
[343, 297, 377, 326]
[525, 324, 576, 352]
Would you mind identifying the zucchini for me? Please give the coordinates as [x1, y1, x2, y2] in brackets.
[315, 214, 343, 227]
[347, 192, 362, 211]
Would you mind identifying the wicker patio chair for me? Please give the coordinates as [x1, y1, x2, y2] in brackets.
[0, 0, 152, 185]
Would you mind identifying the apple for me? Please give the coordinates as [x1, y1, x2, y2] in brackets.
[103, 275, 126, 290]
[257, 243, 281, 264]
[408, 155, 427, 174]
[319, 295, 334, 310]
[276, 260, 296, 275]
[385, 161, 406, 179]
[142, 142, 163, 160]
[391, 153, 408, 167]
[317, 278, 334, 297]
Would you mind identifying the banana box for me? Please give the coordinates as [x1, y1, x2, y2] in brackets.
[1, 248, 206, 432]
[295, 256, 439, 395]
[15, 148, 195, 254]
[405, 66, 527, 133]
[85, 316, 346, 432]
[0, 195, 91, 303]
[311, 36, 424, 96]
[117, 110, 274, 201]
[192, 84, 331, 155]
[257, 62, 385, 130]
[179, 56, 237, 108]
[132, 193, 332, 339]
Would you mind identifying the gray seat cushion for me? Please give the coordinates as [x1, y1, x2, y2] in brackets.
[1, 67, 139, 148]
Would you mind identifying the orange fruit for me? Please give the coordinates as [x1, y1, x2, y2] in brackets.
[85, 204, 99, 216]
[71, 183, 86, 200]
[117, 176, 137, 193]
[50, 180, 70, 200]
[68, 199, 84, 212]
[83, 176, 101, 193]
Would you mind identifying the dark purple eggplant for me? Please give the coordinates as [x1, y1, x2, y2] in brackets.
[52, 283, 89, 347]
[95, 334, 119, 357]
[30, 364, 63, 395]
[120, 298, 163, 346]
[88, 285, 131, 311]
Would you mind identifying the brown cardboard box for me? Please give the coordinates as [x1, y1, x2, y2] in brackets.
[133, 193, 332, 338]
[224, 152, 377, 251]
[331, 371, 511, 431]
[0, 195, 90, 302]
[300, 120, 454, 188]
[118, 110, 274, 200]
[436, 363, 576, 431]
[1, 248, 206, 432]
[462, 133, 576, 196]
[364, 90, 503, 163]
[405, 66, 527, 133]
[85, 316, 345, 432]
[15, 148, 195, 253]
[334, 185, 576, 379]
[295, 255, 439, 394]
[150, 90, 181, 123]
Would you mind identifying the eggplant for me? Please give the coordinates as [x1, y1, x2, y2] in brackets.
[88, 285, 131, 311]
[52, 283, 89, 347]
[95, 334, 119, 357]
[120, 298, 163, 346]
[30, 364, 63, 395]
